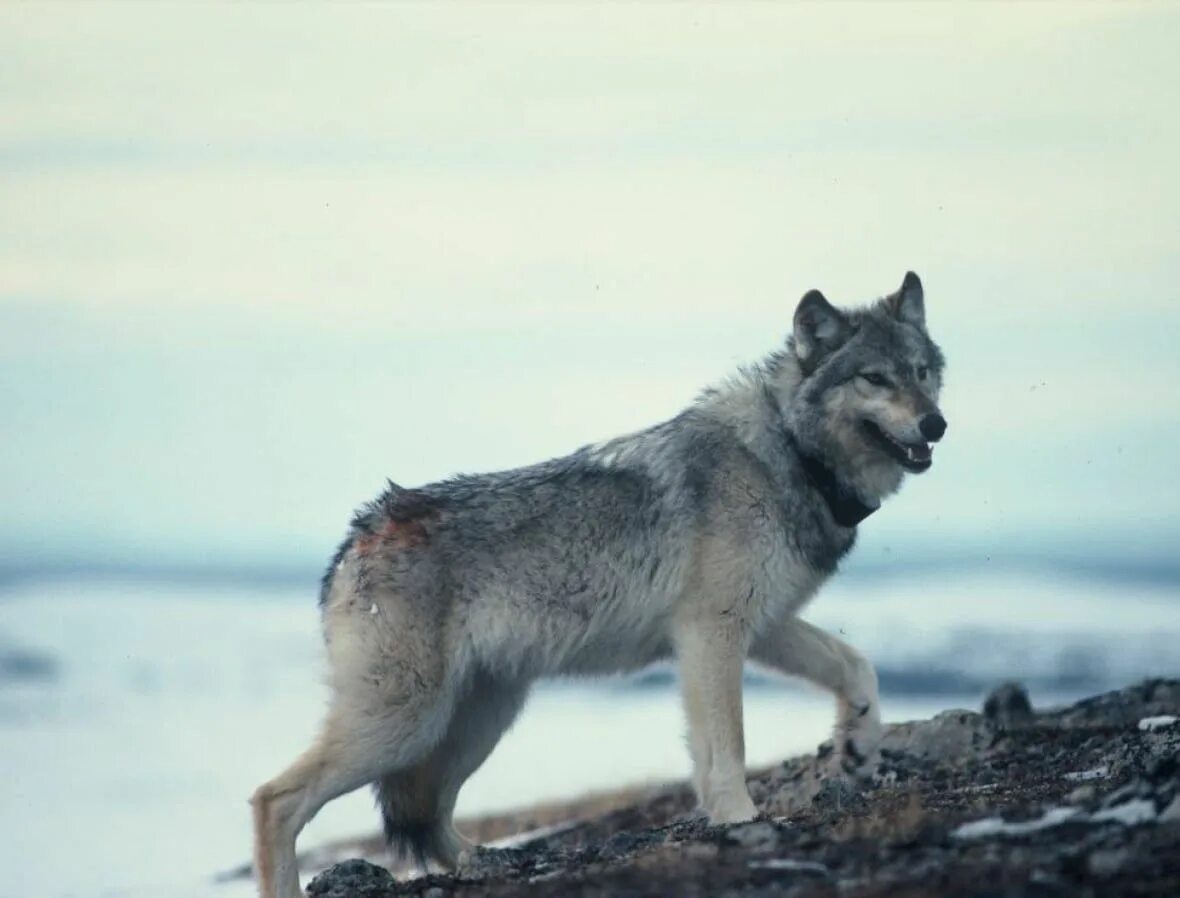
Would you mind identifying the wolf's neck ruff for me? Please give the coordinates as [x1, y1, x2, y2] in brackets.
[788, 434, 879, 528]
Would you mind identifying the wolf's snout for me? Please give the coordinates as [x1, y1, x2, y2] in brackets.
[919, 413, 947, 442]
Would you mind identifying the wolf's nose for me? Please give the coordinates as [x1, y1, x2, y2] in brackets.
[919, 413, 947, 442]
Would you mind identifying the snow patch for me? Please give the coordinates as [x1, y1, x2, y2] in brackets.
[1137, 715, 1177, 732]
[1091, 799, 1157, 826]
[954, 797, 1162, 840]
[1063, 765, 1109, 782]
[952, 806, 1080, 839]
[749, 858, 830, 875]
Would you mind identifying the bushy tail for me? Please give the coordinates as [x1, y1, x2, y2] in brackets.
[373, 772, 466, 871]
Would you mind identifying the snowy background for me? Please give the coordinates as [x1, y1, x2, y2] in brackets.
[2, 4, 1179, 897]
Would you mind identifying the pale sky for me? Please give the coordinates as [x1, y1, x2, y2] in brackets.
[2, 3, 1178, 570]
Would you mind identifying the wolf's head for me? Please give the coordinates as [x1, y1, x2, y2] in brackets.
[783, 272, 946, 503]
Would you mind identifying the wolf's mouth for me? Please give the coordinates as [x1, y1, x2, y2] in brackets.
[861, 420, 933, 473]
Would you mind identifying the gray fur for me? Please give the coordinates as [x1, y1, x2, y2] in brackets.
[251, 272, 947, 898]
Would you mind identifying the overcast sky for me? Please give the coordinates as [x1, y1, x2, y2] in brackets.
[2, 3, 1178, 571]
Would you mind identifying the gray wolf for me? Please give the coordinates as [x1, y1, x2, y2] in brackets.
[250, 272, 947, 898]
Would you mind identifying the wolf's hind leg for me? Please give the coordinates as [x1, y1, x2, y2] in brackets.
[750, 617, 882, 778]
[374, 674, 529, 871]
[250, 686, 455, 898]
[675, 620, 758, 824]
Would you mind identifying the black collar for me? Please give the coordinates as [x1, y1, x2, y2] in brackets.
[789, 437, 879, 528]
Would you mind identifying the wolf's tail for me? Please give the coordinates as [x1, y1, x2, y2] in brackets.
[372, 772, 466, 871]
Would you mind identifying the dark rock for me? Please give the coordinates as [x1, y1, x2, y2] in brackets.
[306, 859, 396, 897]
[722, 821, 782, 853]
[880, 707, 991, 763]
[288, 679, 1180, 898]
[1145, 753, 1178, 784]
[811, 776, 866, 814]
[983, 681, 1034, 729]
[458, 846, 534, 880]
[1087, 847, 1130, 878]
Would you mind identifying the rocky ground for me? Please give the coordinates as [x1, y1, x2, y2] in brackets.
[274, 680, 1180, 897]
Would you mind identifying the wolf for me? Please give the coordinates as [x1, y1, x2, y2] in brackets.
[250, 272, 947, 898]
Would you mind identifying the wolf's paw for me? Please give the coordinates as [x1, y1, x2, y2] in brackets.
[706, 790, 759, 826]
[832, 699, 882, 781]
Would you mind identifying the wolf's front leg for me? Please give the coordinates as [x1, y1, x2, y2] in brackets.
[674, 621, 758, 824]
[751, 617, 882, 779]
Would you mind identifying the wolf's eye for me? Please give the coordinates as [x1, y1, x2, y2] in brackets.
[917, 366, 929, 380]
[858, 372, 890, 388]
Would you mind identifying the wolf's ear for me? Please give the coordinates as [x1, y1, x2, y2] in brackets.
[885, 271, 925, 329]
[793, 289, 851, 371]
